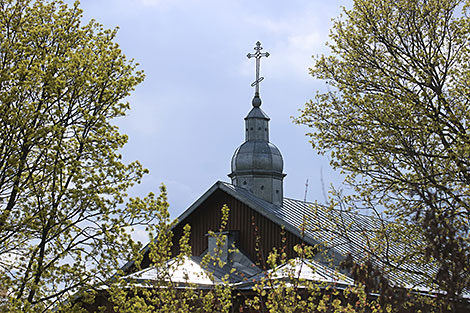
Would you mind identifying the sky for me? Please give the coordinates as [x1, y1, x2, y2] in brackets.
[72, 0, 354, 224]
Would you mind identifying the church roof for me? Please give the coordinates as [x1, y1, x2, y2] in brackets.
[122, 180, 468, 297]
[124, 256, 220, 288]
[235, 258, 355, 290]
[184, 181, 374, 261]
[171, 181, 443, 293]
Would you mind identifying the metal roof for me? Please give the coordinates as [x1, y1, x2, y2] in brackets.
[235, 258, 355, 290]
[124, 250, 261, 287]
[245, 106, 270, 120]
[122, 181, 469, 298]
[217, 182, 452, 295]
[125, 256, 220, 287]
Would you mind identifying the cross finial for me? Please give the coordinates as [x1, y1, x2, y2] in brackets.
[247, 41, 269, 107]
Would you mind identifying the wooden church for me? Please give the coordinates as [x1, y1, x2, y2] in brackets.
[88, 42, 469, 312]
[123, 41, 321, 279]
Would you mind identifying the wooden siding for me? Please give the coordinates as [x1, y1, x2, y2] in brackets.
[170, 189, 305, 263]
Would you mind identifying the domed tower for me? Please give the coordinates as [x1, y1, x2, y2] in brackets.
[228, 42, 285, 206]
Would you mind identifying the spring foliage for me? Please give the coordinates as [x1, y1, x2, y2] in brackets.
[295, 0, 470, 308]
[0, 0, 155, 311]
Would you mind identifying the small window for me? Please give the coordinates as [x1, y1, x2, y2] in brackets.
[260, 185, 264, 190]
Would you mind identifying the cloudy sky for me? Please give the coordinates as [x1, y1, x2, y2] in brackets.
[72, 0, 353, 220]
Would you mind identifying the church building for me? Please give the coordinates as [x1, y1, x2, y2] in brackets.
[124, 41, 318, 277]
[112, 42, 469, 312]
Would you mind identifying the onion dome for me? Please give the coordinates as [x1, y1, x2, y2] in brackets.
[228, 95, 285, 206]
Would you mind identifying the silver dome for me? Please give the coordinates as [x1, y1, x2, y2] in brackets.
[228, 92, 285, 206]
[231, 140, 283, 175]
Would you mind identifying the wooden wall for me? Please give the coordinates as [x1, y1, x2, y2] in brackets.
[170, 189, 305, 263]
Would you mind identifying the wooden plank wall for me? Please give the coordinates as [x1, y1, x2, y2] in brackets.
[171, 189, 305, 263]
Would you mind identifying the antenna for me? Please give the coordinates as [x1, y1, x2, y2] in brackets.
[303, 179, 309, 202]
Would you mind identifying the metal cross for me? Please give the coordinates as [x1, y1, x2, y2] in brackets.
[247, 41, 269, 96]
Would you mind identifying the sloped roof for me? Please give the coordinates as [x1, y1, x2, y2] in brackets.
[235, 258, 355, 290]
[122, 180, 468, 298]
[220, 182, 470, 298]
[218, 182, 436, 291]
[125, 256, 220, 287]
[124, 250, 261, 287]
[218, 181, 373, 263]
[123, 181, 400, 275]
[126, 256, 355, 291]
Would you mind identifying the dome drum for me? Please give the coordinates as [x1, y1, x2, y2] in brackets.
[245, 118, 269, 141]
[229, 175, 284, 206]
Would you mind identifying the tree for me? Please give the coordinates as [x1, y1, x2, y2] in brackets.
[104, 196, 234, 313]
[295, 0, 470, 310]
[0, 0, 155, 311]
